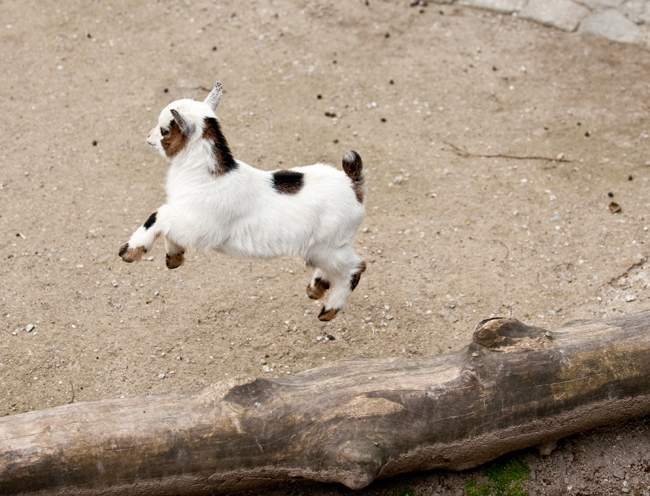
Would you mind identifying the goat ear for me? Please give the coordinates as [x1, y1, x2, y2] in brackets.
[204, 81, 222, 112]
[170, 109, 194, 136]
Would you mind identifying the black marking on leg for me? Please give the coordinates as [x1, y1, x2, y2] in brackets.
[272, 170, 304, 195]
[318, 307, 339, 321]
[144, 212, 157, 230]
[350, 261, 367, 291]
[119, 244, 145, 263]
[307, 277, 330, 300]
[118, 243, 130, 257]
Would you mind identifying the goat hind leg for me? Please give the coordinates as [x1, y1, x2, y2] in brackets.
[318, 259, 366, 322]
[306, 268, 330, 300]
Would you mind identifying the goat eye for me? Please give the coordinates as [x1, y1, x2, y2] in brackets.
[161, 127, 170, 137]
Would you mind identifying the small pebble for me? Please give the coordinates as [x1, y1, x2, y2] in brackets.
[551, 216, 562, 222]
[609, 202, 621, 214]
[158, 373, 165, 379]
[25, 324, 35, 333]
[608, 192, 614, 197]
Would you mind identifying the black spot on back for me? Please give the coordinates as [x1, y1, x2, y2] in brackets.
[144, 212, 157, 230]
[202, 117, 238, 175]
[272, 170, 304, 195]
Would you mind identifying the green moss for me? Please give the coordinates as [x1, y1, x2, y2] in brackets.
[465, 455, 530, 496]
[397, 489, 419, 496]
[466, 479, 491, 496]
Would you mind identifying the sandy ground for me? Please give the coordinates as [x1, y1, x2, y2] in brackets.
[2, 0, 650, 494]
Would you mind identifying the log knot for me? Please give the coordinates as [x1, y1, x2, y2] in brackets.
[335, 439, 384, 490]
[473, 318, 549, 349]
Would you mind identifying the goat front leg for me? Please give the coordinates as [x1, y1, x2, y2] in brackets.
[119, 211, 163, 263]
[164, 237, 185, 269]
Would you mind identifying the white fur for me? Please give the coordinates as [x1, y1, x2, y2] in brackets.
[121, 83, 366, 320]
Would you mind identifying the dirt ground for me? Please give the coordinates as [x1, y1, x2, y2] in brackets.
[2, 0, 650, 494]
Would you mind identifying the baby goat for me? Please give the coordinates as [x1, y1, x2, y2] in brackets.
[119, 82, 366, 321]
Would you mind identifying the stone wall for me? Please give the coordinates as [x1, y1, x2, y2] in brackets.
[427, 0, 650, 45]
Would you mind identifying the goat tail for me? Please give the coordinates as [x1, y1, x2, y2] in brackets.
[342, 150, 363, 182]
[342, 150, 365, 203]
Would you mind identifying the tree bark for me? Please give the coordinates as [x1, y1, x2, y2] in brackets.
[2, 311, 650, 495]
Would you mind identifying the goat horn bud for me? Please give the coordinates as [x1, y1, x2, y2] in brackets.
[204, 81, 223, 112]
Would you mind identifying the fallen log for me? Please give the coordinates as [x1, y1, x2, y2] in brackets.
[2, 311, 650, 495]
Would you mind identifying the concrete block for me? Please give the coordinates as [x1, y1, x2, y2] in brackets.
[457, 0, 525, 13]
[621, 0, 650, 24]
[519, 0, 591, 31]
[575, 0, 624, 8]
[579, 8, 642, 42]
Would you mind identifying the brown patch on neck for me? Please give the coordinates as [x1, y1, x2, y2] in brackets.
[272, 170, 304, 195]
[202, 117, 237, 175]
[161, 120, 189, 158]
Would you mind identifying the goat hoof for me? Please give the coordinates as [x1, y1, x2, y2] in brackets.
[119, 243, 145, 263]
[166, 252, 185, 269]
[306, 278, 330, 300]
[318, 307, 338, 321]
